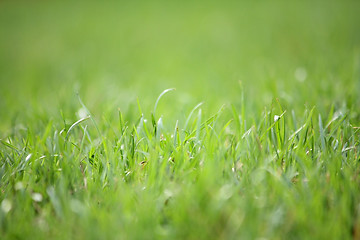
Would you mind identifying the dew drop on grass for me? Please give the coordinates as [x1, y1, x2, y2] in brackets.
[1, 199, 12, 213]
[77, 107, 88, 119]
[274, 115, 280, 122]
[25, 153, 32, 162]
[32, 193, 43, 202]
[15, 182, 24, 191]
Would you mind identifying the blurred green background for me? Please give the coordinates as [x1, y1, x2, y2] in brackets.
[0, 0, 359, 131]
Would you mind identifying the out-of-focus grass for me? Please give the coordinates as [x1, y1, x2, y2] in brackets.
[1, 0, 359, 121]
[0, 0, 360, 239]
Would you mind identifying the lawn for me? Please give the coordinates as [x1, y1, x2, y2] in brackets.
[1, 0, 360, 239]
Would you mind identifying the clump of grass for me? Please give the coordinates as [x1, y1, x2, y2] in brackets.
[1, 88, 359, 239]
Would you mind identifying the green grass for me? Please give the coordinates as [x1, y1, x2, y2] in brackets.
[1, 0, 360, 239]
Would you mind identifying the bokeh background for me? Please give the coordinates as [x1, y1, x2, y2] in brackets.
[1, 0, 359, 132]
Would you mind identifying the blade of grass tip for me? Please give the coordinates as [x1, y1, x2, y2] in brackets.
[133, 113, 143, 131]
[203, 104, 225, 128]
[241, 127, 253, 139]
[238, 81, 245, 135]
[326, 110, 343, 130]
[130, 127, 136, 162]
[142, 117, 152, 141]
[153, 88, 175, 119]
[231, 104, 241, 137]
[319, 114, 326, 152]
[76, 92, 102, 138]
[296, 107, 315, 152]
[118, 109, 124, 135]
[270, 127, 278, 152]
[137, 97, 143, 115]
[151, 113, 157, 137]
[276, 115, 283, 148]
[52, 130, 58, 153]
[326, 104, 335, 128]
[136, 114, 144, 136]
[291, 110, 297, 130]
[275, 98, 285, 147]
[156, 116, 163, 140]
[288, 123, 306, 141]
[268, 108, 273, 143]
[77, 92, 110, 161]
[291, 110, 299, 141]
[196, 109, 202, 142]
[0, 139, 20, 154]
[311, 119, 315, 160]
[174, 120, 179, 147]
[184, 102, 204, 131]
[78, 125, 88, 156]
[257, 108, 266, 142]
[282, 111, 286, 147]
[41, 120, 53, 144]
[60, 110, 67, 131]
[65, 116, 91, 141]
[219, 119, 233, 139]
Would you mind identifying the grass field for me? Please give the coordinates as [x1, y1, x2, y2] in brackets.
[1, 0, 360, 239]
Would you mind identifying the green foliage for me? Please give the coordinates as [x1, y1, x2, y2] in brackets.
[1, 0, 360, 239]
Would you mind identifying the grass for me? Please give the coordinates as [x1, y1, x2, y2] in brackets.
[1, 0, 360, 239]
